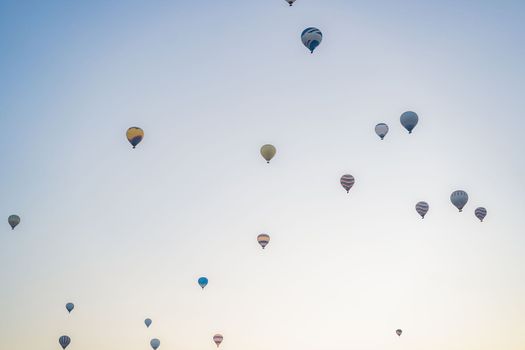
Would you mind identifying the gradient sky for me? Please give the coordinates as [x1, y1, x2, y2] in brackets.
[1, 1, 525, 349]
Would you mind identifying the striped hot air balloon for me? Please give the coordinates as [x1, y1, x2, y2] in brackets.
[126, 127, 144, 149]
[340, 174, 355, 193]
[396, 329, 402, 337]
[451, 190, 468, 212]
[59, 336, 71, 349]
[301, 27, 322, 53]
[375, 123, 389, 140]
[257, 234, 270, 249]
[415, 201, 429, 219]
[475, 207, 487, 222]
[400, 111, 419, 134]
[213, 334, 224, 347]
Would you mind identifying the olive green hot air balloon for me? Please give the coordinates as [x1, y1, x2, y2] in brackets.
[260, 144, 276, 163]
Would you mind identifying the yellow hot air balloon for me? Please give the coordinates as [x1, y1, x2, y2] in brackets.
[260, 144, 276, 163]
[126, 127, 144, 149]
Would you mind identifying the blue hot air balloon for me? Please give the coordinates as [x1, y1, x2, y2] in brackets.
[145, 318, 152, 328]
[65, 303, 74, 314]
[198, 277, 209, 289]
[59, 336, 71, 349]
[301, 27, 323, 53]
[150, 338, 160, 350]
[400, 111, 419, 134]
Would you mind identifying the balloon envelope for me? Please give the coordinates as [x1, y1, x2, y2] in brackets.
[340, 174, 355, 193]
[198, 277, 209, 289]
[286, 0, 296, 5]
[375, 123, 389, 140]
[126, 127, 144, 148]
[396, 329, 402, 336]
[213, 334, 224, 347]
[257, 234, 270, 249]
[65, 303, 74, 313]
[451, 190, 469, 212]
[475, 207, 487, 222]
[145, 318, 152, 328]
[415, 201, 429, 218]
[8, 215, 20, 230]
[400, 111, 419, 133]
[59, 336, 71, 349]
[301, 27, 322, 53]
[150, 338, 160, 350]
[260, 144, 276, 163]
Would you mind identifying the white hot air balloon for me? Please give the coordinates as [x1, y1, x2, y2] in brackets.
[301, 27, 323, 53]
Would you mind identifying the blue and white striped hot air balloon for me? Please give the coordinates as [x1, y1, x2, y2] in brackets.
[301, 27, 322, 53]
[59, 336, 71, 349]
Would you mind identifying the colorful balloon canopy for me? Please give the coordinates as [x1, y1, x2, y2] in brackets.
[475, 207, 487, 222]
[396, 329, 402, 337]
[59, 335, 71, 349]
[257, 234, 270, 249]
[301, 27, 322, 53]
[375, 123, 389, 140]
[400, 111, 419, 134]
[145, 318, 152, 328]
[213, 334, 224, 347]
[126, 127, 144, 149]
[65, 303, 74, 314]
[415, 201, 429, 219]
[150, 338, 160, 350]
[198, 277, 209, 289]
[286, 0, 296, 5]
[8, 215, 20, 230]
[451, 190, 469, 212]
[260, 144, 276, 163]
[340, 174, 355, 193]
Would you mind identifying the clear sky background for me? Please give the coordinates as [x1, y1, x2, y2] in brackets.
[1, 0, 524, 349]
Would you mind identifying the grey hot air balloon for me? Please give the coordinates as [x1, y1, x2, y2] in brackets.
[286, 0, 296, 5]
[260, 144, 276, 163]
[475, 207, 487, 222]
[8, 215, 20, 230]
[340, 174, 355, 193]
[375, 123, 389, 140]
[396, 329, 402, 337]
[415, 201, 429, 219]
[150, 338, 160, 350]
[65, 303, 74, 314]
[400, 111, 419, 134]
[59, 336, 71, 349]
[145, 318, 152, 328]
[257, 234, 270, 249]
[451, 190, 469, 212]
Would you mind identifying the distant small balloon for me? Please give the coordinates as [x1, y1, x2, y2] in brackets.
[8, 215, 20, 230]
[475, 207, 487, 222]
[396, 329, 402, 337]
[260, 144, 276, 163]
[450, 190, 469, 212]
[59, 335, 71, 349]
[257, 234, 270, 249]
[213, 334, 224, 347]
[150, 338, 160, 350]
[65, 303, 74, 314]
[126, 127, 144, 149]
[415, 201, 429, 219]
[340, 174, 355, 193]
[400, 111, 419, 134]
[198, 277, 209, 289]
[145, 318, 152, 328]
[286, 0, 296, 5]
[375, 123, 389, 140]
[301, 27, 323, 53]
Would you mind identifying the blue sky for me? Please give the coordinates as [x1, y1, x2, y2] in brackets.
[1, 1, 524, 349]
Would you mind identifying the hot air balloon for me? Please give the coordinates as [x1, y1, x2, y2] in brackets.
[145, 318, 152, 328]
[286, 0, 296, 5]
[8, 215, 20, 230]
[396, 329, 402, 337]
[301, 27, 322, 53]
[65, 303, 74, 314]
[375, 123, 389, 140]
[340, 174, 355, 193]
[198, 277, 208, 289]
[213, 334, 224, 347]
[150, 338, 160, 350]
[450, 190, 468, 212]
[475, 207, 487, 222]
[415, 201, 429, 219]
[260, 144, 276, 163]
[400, 111, 418, 134]
[257, 234, 270, 249]
[126, 127, 144, 149]
[59, 336, 71, 349]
